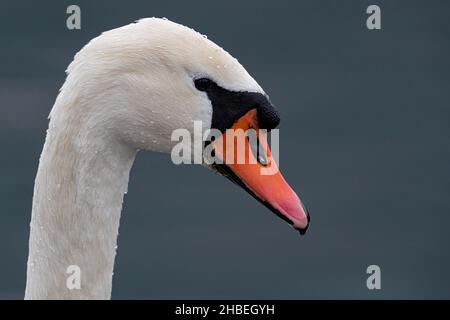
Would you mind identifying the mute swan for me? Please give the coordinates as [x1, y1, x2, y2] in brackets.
[25, 18, 309, 299]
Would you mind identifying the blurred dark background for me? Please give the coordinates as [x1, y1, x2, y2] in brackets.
[1, 0, 449, 299]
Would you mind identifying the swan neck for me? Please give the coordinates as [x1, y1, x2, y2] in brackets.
[25, 120, 136, 299]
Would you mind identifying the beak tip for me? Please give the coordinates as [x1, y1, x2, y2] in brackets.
[294, 207, 310, 236]
[295, 222, 309, 236]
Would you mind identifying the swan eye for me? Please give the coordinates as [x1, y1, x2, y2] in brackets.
[194, 78, 213, 91]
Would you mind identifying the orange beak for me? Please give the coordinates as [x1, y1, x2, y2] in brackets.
[211, 109, 310, 234]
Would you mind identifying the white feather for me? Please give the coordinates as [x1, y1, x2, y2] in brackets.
[26, 18, 265, 299]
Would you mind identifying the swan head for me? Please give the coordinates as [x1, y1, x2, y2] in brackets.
[55, 18, 309, 234]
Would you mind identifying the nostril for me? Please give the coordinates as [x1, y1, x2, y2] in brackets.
[247, 129, 268, 166]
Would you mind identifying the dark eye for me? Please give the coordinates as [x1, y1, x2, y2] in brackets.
[194, 78, 213, 91]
